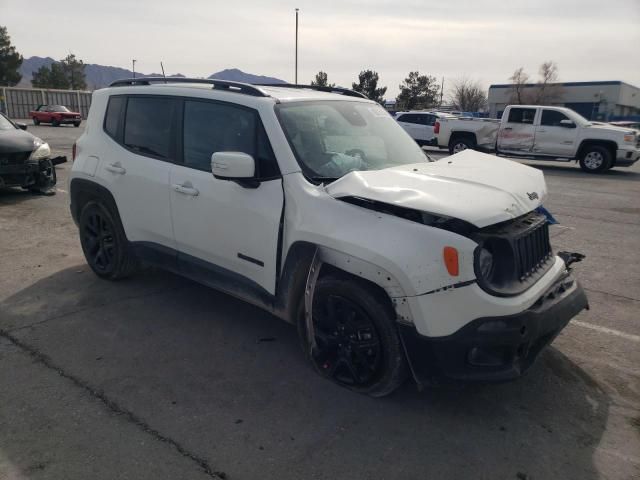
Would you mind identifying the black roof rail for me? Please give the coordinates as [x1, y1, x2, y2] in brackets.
[254, 83, 369, 99]
[109, 77, 269, 97]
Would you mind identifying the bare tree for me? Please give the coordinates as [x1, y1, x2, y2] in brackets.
[534, 61, 563, 104]
[449, 77, 487, 112]
[509, 67, 530, 104]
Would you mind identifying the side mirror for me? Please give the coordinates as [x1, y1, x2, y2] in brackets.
[559, 119, 576, 129]
[211, 152, 258, 188]
[16, 122, 27, 130]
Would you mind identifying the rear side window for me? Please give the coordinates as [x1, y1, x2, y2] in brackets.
[183, 100, 279, 178]
[104, 96, 125, 139]
[507, 108, 536, 124]
[540, 110, 570, 127]
[397, 114, 417, 124]
[124, 97, 176, 159]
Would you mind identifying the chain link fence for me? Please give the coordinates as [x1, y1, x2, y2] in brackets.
[0, 87, 93, 119]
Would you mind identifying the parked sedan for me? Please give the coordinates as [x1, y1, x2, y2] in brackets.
[30, 105, 82, 127]
[0, 112, 66, 193]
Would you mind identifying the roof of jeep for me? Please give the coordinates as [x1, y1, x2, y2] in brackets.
[102, 81, 372, 104]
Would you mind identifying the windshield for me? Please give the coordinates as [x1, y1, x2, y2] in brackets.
[0, 114, 17, 131]
[276, 101, 429, 181]
[50, 105, 70, 112]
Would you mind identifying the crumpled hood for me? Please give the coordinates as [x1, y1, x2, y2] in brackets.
[325, 150, 547, 228]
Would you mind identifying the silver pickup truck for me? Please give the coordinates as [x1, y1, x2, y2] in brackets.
[435, 105, 640, 173]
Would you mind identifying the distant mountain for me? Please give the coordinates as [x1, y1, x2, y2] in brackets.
[18, 57, 285, 89]
[209, 68, 286, 85]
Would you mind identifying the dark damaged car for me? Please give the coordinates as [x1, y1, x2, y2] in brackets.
[0, 112, 66, 193]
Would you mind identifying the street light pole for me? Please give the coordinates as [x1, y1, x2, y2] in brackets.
[132, 59, 137, 79]
[295, 8, 299, 84]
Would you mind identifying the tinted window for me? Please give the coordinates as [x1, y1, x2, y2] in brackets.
[104, 96, 125, 139]
[420, 114, 436, 126]
[541, 110, 570, 127]
[507, 108, 536, 124]
[397, 113, 417, 124]
[183, 100, 279, 178]
[124, 97, 175, 159]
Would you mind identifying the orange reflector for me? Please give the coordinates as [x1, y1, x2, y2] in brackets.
[443, 247, 459, 276]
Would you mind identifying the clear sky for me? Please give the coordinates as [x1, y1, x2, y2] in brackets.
[2, 0, 639, 97]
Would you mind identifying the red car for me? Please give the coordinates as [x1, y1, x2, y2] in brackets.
[30, 105, 82, 127]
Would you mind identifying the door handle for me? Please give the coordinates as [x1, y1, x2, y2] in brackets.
[105, 162, 126, 175]
[503, 127, 513, 131]
[172, 183, 199, 196]
[537, 129, 546, 133]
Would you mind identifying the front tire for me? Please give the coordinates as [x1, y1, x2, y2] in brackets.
[299, 275, 408, 397]
[79, 201, 138, 280]
[52, 118, 60, 127]
[74, 122, 81, 127]
[32, 117, 40, 125]
[579, 145, 612, 173]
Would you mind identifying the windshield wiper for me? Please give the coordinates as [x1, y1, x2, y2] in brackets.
[309, 176, 339, 184]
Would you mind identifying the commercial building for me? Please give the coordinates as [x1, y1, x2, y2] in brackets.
[488, 81, 640, 120]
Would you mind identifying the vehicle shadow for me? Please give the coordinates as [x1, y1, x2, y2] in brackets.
[0, 187, 53, 205]
[0, 266, 610, 480]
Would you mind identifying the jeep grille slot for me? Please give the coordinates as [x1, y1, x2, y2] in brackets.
[473, 212, 554, 297]
[515, 220, 551, 280]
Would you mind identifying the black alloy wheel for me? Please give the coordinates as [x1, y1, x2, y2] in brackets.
[312, 294, 382, 387]
[300, 276, 408, 396]
[79, 201, 137, 280]
[82, 208, 116, 274]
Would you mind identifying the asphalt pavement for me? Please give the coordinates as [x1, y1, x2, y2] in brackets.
[1, 123, 639, 480]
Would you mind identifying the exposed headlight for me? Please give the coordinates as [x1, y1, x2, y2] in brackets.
[28, 141, 51, 161]
[623, 133, 636, 143]
[477, 247, 494, 280]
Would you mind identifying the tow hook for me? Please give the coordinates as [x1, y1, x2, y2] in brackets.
[558, 251, 585, 270]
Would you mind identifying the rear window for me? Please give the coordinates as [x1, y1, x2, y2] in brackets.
[123, 97, 176, 159]
[507, 108, 536, 124]
[104, 96, 125, 139]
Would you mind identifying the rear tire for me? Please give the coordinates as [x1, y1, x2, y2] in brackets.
[579, 145, 612, 173]
[298, 275, 408, 397]
[448, 136, 475, 155]
[79, 201, 138, 280]
[74, 122, 81, 127]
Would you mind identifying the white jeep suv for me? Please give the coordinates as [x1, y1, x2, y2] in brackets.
[69, 78, 588, 396]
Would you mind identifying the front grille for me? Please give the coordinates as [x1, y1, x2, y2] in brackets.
[474, 212, 554, 297]
[514, 217, 552, 281]
[0, 151, 31, 166]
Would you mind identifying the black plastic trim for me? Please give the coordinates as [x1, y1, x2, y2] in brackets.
[399, 274, 588, 387]
[237, 253, 264, 267]
[110, 77, 270, 97]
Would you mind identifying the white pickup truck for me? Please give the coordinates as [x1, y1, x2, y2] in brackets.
[435, 105, 640, 173]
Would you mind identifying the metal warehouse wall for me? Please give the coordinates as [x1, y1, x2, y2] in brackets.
[0, 87, 93, 119]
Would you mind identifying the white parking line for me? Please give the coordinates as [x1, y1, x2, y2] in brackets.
[572, 320, 640, 343]
[56, 188, 68, 194]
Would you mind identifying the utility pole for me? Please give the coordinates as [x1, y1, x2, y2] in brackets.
[132, 59, 137, 79]
[295, 8, 299, 84]
[440, 76, 444, 107]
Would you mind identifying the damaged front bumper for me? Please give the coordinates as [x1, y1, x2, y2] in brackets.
[0, 156, 66, 190]
[399, 271, 588, 387]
